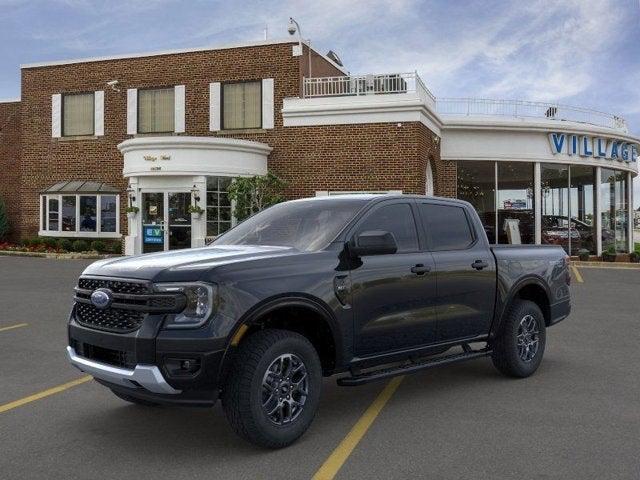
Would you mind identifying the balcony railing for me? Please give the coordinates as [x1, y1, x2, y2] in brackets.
[436, 97, 628, 132]
[302, 72, 436, 106]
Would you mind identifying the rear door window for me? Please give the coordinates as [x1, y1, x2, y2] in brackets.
[418, 203, 474, 251]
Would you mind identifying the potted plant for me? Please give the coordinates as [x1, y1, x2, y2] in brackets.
[577, 248, 590, 261]
[125, 206, 139, 219]
[602, 245, 617, 262]
[188, 205, 204, 219]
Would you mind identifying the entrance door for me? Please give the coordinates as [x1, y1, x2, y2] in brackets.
[141, 192, 192, 253]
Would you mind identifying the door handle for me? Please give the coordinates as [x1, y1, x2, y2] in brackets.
[411, 264, 431, 275]
[471, 260, 488, 270]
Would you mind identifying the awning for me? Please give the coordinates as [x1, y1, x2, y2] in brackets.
[41, 180, 120, 194]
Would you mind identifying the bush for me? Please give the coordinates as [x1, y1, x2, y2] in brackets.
[109, 241, 122, 254]
[29, 237, 42, 247]
[90, 240, 106, 252]
[72, 239, 89, 252]
[21, 238, 32, 247]
[41, 237, 58, 249]
[58, 238, 73, 252]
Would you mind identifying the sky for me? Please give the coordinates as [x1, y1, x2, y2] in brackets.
[1, 0, 639, 203]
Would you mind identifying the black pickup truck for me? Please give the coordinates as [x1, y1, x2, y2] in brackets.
[67, 195, 571, 448]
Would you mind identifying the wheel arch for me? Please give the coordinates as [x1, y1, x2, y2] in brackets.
[219, 295, 343, 382]
[491, 276, 551, 338]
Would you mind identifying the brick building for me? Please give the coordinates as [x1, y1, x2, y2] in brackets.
[0, 38, 638, 256]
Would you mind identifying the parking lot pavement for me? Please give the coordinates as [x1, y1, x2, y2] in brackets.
[1, 257, 639, 479]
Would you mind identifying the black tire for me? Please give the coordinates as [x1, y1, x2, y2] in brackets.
[222, 329, 322, 449]
[491, 299, 546, 378]
[110, 389, 160, 407]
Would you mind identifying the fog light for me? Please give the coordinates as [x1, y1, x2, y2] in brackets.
[164, 357, 201, 376]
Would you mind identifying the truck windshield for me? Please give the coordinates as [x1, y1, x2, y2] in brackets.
[212, 199, 367, 252]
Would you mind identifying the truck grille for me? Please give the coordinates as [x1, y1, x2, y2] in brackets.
[73, 276, 185, 334]
[75, 303, 145, 333]
[72, 340, 135, 369]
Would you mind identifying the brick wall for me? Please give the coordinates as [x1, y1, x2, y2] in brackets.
[0, 101, 21, 240]
[418, 123, 456, 197]
[15, 41, 445, 240]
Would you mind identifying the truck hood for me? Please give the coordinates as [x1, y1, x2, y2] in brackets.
[82, 245, 298, 281]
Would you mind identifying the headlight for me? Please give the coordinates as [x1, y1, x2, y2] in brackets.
[154, 282, 217, 329]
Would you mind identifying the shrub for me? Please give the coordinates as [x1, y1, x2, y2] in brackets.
[90, 240, 106, 252]
[21, 238, 32, 247]
[29, 237, 42, 247]
[41, 237, 58, 249]
[58, 238, 73, 252]
[72, 239, 89, 252]
[109, 241, 122, 254]
[577, 249, 590, 261]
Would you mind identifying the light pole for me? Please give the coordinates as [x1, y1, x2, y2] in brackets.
[288, 17, 312, 79]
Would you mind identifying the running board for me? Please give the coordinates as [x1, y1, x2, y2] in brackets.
[337, 348, 492, 386]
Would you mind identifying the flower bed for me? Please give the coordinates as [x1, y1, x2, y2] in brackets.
[0, 238, 122, 255]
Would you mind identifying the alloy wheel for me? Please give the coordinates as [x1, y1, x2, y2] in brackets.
[261, 353, 309, 425]
[516, 314, 540, 363]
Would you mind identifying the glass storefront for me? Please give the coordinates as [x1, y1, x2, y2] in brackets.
[600, 168, 629, 253]
[457, 161, 496, 243]
[457, 160, 631, 254]
[497, 163, 535, 244]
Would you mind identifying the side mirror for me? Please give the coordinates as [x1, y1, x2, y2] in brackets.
[349, 230, 398, 256]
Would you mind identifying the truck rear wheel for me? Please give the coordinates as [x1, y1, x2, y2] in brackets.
[491, 299, 546, 378]
[222, 329, 322, 448]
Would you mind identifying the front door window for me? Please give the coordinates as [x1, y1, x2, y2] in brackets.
[141, 192, 192, 253]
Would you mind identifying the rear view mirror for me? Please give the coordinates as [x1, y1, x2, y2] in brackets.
[350, 230, 398, 256]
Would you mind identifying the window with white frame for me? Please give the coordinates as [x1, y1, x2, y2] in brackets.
[63, 92, 95, 136]
[222, 81, 262, 129]
[206, 176, 233, 236]
[138, 87, 175, 133]
[40, 193, 120, 237]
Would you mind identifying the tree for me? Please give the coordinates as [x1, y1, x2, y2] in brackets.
[227, 172, 287, 222]
[0, 197, 9, 241]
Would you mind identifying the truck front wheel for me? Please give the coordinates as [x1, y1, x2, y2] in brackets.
[491, 299, 546, 378]
[222, 329, 322, 448]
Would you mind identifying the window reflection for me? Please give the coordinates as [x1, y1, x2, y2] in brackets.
[570, 166, 596, 254]
[497, 163, 535, 244]
[601, 168, 628, 253]
[457, 161, 496, 243]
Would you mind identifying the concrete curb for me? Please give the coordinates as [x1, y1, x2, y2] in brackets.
[0, 250, 119, 260]
[572, 261, 640, 269]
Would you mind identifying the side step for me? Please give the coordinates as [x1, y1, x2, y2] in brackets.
[337, 347, 492, 387]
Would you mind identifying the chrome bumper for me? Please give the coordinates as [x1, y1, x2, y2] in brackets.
[66, 346, 181, 395]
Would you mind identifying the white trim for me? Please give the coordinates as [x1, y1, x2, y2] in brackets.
[209, 82, 221, 131]
[262, 78, 275, 129]
[127, 88, 137, 135]
[534, 162, 541, 244]
[628, 171, 633, 253]
[94, 90, 104, 136]
[425, 161, 434, 196]
[20, 38, 348, 74]
[38, 230, 122, 239]
[39, 192, 121, 237]
[0, 98, 20, 103]
[51, 94, 61, 138]
[595, 167, 602, 256]
[174, 85, 186, 133]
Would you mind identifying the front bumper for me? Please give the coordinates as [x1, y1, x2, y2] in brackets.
[66, 346, 180, 394]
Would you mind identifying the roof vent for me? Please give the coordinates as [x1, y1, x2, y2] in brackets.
[326, 50, 343, 67]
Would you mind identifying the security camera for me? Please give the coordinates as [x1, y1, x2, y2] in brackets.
[106, 80, 120, 92]
[287, 18, 297, 35]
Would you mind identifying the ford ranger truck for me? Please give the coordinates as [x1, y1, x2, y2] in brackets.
[67, 195, 571, 448]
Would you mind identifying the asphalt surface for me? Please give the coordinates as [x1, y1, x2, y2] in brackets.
[0, 256, 639, 479]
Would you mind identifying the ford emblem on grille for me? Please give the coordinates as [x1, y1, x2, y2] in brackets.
[90, 288, 114, 310]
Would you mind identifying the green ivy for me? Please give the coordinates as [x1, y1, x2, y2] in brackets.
[227, 172, 287, 222]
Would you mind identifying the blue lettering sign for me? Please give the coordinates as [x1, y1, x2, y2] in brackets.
[579, 136, 593, 156]
[595, 138, 607, 157]
[144, 226, 164, 244]
[548, 133, 565, 154]
[610, 141, 619, 160]
[632, 144, 638, 162]
[569, 135, 579, 155]
[620, 143, 629, 162]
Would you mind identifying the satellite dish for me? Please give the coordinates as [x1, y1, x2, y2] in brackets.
[326, 50, 343, 67]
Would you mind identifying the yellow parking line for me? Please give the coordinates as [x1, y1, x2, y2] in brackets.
[571, 265, 584, 283]
[0, 323, 28, 333]
[312, 376, 404, 480]
[0, 376, 92, 414]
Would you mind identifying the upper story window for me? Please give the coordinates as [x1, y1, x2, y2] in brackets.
[138, 87, 175, 133]
[62, 92, 94, 136]
[222, 81, 261, 130]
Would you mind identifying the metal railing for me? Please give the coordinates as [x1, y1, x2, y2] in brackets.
[303, 72, 436, 105]
[436, 97, 628, 132]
